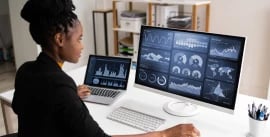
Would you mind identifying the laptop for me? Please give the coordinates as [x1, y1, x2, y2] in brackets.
[83, 55, 131, 105]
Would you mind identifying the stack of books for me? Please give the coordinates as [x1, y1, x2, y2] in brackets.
[119, 37, 133, 57]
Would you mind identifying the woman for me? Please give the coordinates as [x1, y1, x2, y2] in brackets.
[12, 0, 200, 137]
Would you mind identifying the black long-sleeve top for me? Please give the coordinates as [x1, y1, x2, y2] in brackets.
[12, 52, 110, 137]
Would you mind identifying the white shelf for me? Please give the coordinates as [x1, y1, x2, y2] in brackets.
[113, 27, 140, 34]
[113, 0, 211, 5]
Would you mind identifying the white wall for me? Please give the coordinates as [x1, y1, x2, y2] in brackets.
[62, 0, 96, 71]
[0, 0, 12, 49]
[267, 78, 270, 101]
[209, 0, 270, 98]
[9, 0, 39, 69]
[8, 0, 97, 71]
[268, 79, 270, 100]
[0, 0, 9, 15]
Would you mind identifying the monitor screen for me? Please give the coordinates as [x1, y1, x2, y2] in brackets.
[135, 26, 246, 115]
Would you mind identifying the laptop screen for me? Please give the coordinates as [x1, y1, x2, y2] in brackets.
[84, 55, 131, 90]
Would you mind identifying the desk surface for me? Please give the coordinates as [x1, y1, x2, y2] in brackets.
[1, 66, 269, 137]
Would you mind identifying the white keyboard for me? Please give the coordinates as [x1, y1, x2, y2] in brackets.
[107, 106, 165, 132]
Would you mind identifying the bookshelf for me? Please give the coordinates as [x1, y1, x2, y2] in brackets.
[112, 0, 211, 59]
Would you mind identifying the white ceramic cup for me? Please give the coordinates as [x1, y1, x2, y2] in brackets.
[248, 117, 266, 137]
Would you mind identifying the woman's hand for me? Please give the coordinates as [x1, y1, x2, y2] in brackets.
[112, 124, 200, 137]
[161, 124, 200, 137]
[77, 85, 91, 99]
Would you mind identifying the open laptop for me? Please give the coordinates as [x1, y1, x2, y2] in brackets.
[83, 55, 131, 105]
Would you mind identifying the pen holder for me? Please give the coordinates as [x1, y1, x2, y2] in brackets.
[248, 116, 266, 137]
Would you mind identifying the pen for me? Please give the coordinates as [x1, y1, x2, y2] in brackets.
[253, 105, 257, 119]
[248, 104, 252, 117]
[265, 113, 269, 120]
[258, 104, 262, 111]
[264, 106, 268, 114]
[251, 102, 255, 119]
[256, 108, 261, 120]
[258, 111, 264, 120]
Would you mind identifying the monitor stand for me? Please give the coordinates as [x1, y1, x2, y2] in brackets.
[163, 101, 199, 117]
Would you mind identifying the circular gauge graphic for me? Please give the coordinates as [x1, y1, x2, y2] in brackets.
[192, 70, 202, 79]
[189, 55, 203, 68]
[157, 76, 167, 86]
[172, 66, 181, 74]
[174, 53, 187, 64]
[182, 68, 191, 76]
[148, 73, 157, 83]
[139, 71, 147, 81]
[93, 78, 100, 84]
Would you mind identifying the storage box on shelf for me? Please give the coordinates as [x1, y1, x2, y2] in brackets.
[112, 0, 211, 59]
[120, 10, 146, 33]
[167, 15, 192, 29]
[154, 4, 179, 27]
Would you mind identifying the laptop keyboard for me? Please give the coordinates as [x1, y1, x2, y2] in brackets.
[89, 87, 120, 98]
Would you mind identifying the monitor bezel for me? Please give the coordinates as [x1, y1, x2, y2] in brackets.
[134, 25, 246, 114]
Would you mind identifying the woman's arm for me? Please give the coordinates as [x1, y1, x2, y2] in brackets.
[112, 124, 200, 137]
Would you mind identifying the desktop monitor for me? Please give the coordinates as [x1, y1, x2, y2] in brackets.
[134, 26, 246, 116]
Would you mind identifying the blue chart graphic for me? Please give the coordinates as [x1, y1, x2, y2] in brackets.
[173, 32, 209, 53]
[88, 62, 129, 89]
[209, 37, 241, 60]
[91, 77, 126, 88]
[137, 69, 168, 90]
[206, 58, 238, 83]
[95, 64, 127, 79]
[99, 79, 125, 88]
[170, 50, 206, 81]
[140, 48, 171, 73]
[142, 29, 174, 50]
[168, 76, 202, 96]
[203, 79, 234, 105]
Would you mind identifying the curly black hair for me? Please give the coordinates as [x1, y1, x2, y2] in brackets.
[21, 0, 78, 49]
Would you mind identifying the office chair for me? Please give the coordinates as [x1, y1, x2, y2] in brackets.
[0, 133, 17, 137]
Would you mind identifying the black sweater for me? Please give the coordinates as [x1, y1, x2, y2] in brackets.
[12, 52, 110, 137]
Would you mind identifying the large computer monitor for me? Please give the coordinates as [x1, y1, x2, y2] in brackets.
[134, 26, 246, 116]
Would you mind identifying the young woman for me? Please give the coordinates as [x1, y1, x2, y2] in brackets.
[12, 0, 200, 137]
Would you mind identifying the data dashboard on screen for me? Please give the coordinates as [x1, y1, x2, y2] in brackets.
[135, 26, 246, 116]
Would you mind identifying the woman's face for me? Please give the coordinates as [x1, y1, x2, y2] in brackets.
[59, 20, 83, 63]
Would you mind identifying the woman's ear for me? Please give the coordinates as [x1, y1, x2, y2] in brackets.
[54, 33, 64, 47]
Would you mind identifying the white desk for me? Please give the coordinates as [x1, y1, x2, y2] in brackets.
[1, 66, 269, 136]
